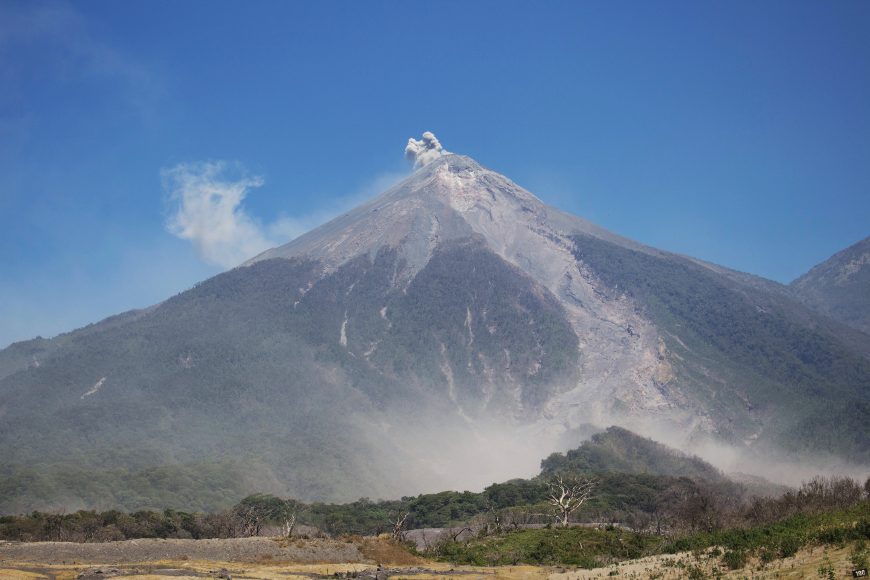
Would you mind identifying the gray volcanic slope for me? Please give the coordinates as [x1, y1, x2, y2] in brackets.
[791, 235, 870, 335]
[1, 154, 868, 513]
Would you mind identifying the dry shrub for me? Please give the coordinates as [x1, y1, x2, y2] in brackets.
[269, 537, 290, 548]
[360, 538, 424, 566]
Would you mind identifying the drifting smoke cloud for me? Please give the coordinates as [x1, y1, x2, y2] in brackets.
[164, 134, 446, 268]
[163, 161, 406, 269]
[163, 161, 274, 269]
[405, 131, 448, 168]
[575, 407, 870, 489]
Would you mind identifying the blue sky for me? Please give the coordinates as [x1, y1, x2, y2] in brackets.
[1, 0, 869, 348]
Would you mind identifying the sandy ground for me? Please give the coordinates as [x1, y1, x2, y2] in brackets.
[0, 538, 863, 580]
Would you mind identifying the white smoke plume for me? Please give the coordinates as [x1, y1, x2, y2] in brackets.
[163, 161, 406, 269]
[405, 131, 448, 168]
[163, 161, 274, 269]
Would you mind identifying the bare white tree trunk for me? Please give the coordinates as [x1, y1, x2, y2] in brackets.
[546, 475, 598, 527]
[279, 511, 297, 538]
[391, 512, 409, 541]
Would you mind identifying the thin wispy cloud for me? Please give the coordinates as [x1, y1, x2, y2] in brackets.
[0, 1, 161, 115]
[163, 161, 404, 269]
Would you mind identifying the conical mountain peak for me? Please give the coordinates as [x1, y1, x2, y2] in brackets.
[248, 152, 547, 271]
[4, 140, 869, 512]
[402, 153, 543, 211]
[247, 148, 639, 288]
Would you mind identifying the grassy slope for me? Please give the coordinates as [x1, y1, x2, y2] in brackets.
[433, 501, 870, 568]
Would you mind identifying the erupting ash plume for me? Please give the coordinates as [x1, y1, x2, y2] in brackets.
[405, 131, 447, 168]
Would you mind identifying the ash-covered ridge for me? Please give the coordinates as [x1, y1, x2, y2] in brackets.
[245, 140, 870, 452]
[248, 152, 646, 279]
[248, 152, 677, 431]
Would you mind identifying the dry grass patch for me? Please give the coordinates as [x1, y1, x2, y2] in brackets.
[358, 538, 425, 566]
[545, 543, 861, 579]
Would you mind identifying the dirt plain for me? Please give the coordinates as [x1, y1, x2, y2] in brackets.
[0, 537, 863, 580]
[0, 537, 368, 566]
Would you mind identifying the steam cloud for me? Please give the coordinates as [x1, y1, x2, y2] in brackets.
[163, 161, 405, 269]
[165, 134, 447, 268]
[163, 161, 274, 269]
[405, 131, 448, 168]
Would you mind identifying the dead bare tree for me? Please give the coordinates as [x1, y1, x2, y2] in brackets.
[277, 499, 303, 538]
[391, 512, 409, 541]
[233, 503, 264, 537]
[469, 505, 502, 537]
[546, 475, 598, 527]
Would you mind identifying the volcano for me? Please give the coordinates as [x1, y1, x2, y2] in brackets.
[1, 139, 868, 512]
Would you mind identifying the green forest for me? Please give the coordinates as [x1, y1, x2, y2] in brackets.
[2, 426, 869, 574]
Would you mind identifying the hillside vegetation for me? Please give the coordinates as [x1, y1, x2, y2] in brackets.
[541, 427, 727, 483]
[791, 234, 870, 335]
[571, 234, 870, 462]
[3, 426, 869, 576]
[432, 499, 870, 570]
[0, 242, 579, 513]
[0, 426, 761, 539]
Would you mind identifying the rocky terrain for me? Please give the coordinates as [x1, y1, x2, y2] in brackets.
[0, 537, 368, 565]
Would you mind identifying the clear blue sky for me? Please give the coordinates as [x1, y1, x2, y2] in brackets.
[1, 0, 869, 348]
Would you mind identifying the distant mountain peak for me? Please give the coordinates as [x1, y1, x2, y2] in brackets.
[793, 235, 870, 286]
[791, 234, 870, 334]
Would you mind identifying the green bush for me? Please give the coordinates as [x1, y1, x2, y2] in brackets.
[758, 547, 775, 564]
[779, 534, 802, 558]
[721, 549, 746, 570]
